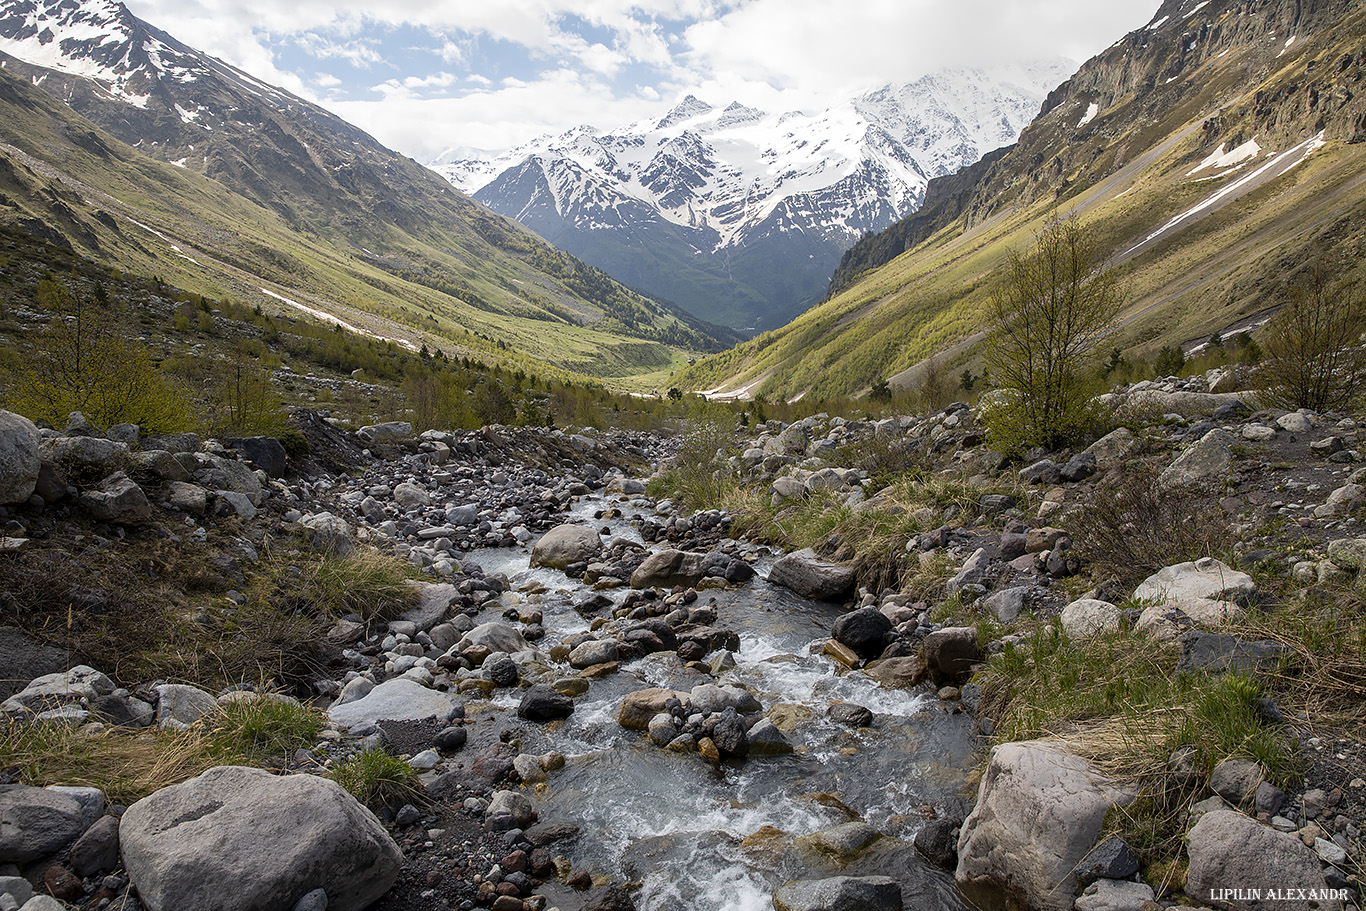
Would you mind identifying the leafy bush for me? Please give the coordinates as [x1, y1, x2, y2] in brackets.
[1257, 270, 1366, 411]
[981, 219, 1122, 453]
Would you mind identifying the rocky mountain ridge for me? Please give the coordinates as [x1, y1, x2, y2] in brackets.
[433, 63, 1072, 331]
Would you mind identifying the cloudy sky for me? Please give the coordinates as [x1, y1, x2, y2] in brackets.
[124, 0, 1161, 163]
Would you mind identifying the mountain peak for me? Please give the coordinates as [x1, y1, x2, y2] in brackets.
[657, 94, 714, 129]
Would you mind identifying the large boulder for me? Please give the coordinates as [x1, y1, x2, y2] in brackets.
[225, 437, 288, 478]
[956, 742, 1135, 911]
[1159, 428, 1234, 488]
[922, 627, 982, 682]
[767, 549, 856, 601]
[1133, 558, 1255, 608]
[629, 549, 707, 589]
[120, 766, 402, 911]
[530, 524, 602, 569]
[457, 622, 529, 656]
[1060, 599, 1122, 639]
[617, 688, 685, 730]
[1186, 810, 1340, 911]
[0, 411, 40, 505]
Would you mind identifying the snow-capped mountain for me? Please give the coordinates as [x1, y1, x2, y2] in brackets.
[431, 62, 1074, 331]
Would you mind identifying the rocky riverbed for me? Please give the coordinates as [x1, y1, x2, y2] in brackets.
[1, 366, 1364, 911]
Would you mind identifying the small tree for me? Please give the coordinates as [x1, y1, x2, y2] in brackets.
[1258, 271, 1366, 411]
[981, 218, 1121, 452]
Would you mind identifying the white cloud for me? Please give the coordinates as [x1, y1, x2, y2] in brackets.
[123, 0, 1161, 161]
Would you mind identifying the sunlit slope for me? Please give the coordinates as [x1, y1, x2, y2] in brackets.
[676, 0, 1366, 400]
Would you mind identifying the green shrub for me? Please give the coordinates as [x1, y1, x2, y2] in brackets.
[328, 747, 423, 811]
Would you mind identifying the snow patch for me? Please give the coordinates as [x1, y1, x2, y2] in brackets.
[258, 289, 420, 352]
[1187, 138, 1262, 176]
[1077, 103, 1099, 128]
[1148, 15, 1169, 29]
[1183, 1, 1210, 18]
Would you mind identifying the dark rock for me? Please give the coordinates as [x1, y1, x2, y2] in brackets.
[517, 685, 574, 722]
[979, 494, 1015, 516]
[913, 816, 961, 870]
[831, 608, 893, 659]
[709, 708, 749, 757]
[522, 820, 579, 847]
[432, 726, 467, 752]
[484, 654, 519, 687]
[1019, 460, 1063, 485]
[581, 884, 637, 911]
[1177, 631, 1286, 674]
[68, 814, 120, 877]
[1074, 836, 1139, 884]
[1212, 400, 1251, 420]
[921, 627, 982, 683]
[1059, 452, 1097, 482]
[772, 875, 903, 911]
[43, 863, 84, 901]
[998, 533, 1027, 561]
[1255, 781, 1286, 817]
[0, 627, 69, 701]
[225, 437, 289, 477]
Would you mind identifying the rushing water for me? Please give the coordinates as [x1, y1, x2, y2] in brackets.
[467, 494, 976, 911]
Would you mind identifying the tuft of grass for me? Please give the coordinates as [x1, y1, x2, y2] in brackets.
[0, 696, 322, 805]
[266, 546, 419, 624]
[327, 747, 424, 811]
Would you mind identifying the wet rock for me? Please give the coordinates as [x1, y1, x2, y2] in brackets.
[746, 719, 793, 755]
[629, 549, 706, 588]
[484, 653, 519, 687]
[120, 766, 402, 911]
[921, 627, 981, 683]
[709, 707, 748, 757]
[863, 655, 929, 689]
[956, 742, 1136, 911]
[1186, 810, 1339, 911]
[618, 689, 685, 730]
[767, 549, 856, 601]
[914, 816, 961, 870]
[772, 875, 903, 911]
[485, 790, 536, 831]
[0, 410, 40, 505]
[828, 702, 874, 727]
[581, 884, 637, 911]
[568, 639, 619, 669]
[832, 608, 893, 659]
[530, 524, 602, 569]
[517, 685, 574, 722]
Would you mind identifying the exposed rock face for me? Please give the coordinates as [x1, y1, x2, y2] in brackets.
[1185, 810, 1341, 911]
[956, 742, 1135, 911]
[530, 524, 602, 569]
[120, 766, 403, 911]
[0, 411, 40, 505]
[767, 549, 856, 601]
[1160, 428, 1234, 487]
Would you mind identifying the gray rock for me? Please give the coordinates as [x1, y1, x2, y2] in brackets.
[745, 719, 793, 755]
[709, 707, 748, 756]
[0, 876, 32, 906]
[120, 765, 402, 911]
[1177, 630, 1285, 674]
[1074, 836, 1139, 883]
[483, 653, 519, 687]
[1133, 557, 1255, 607]
[984, 586, 1029, 624]
[772, 875, 903, 911]
[1186, 810, 1339, 910]
[828, 702, 874, 727]
[45, 785, 104, 829]
[80, 471, 153, 525]
[913, 816, 961, 869]
[327, 679, 457, 727]
[358, 422, 412, 442]
[68, 814, 120, 877]
[1060, 598, 1122, 639]
[1074, 878, 1155, 911]
[0, 411, 40, 505]
[569, 639, 619, 669]
[1326, 538, 1366, 572]
[767, 549, 856, 601]
[292, 888, 328, 911]
[3, 665, 114, 715]
[1081, 427, 1138, 471]
[0, 627, 69, 702]
[629, 549, 708, 589]
[392, 482, 430, 509]
[956, 742, 1135, 911]
[299, 513, 354, 557]
[485, 790, 534, 830]
[1209, 759, 1265, 808]
[155, 684, 220, 731]
[166, 481, 209, 516]
[217, 490, 258, 519]
[39, 436, 128, 472]
[1160, 428, 1234, 488]
[0, 785, 86, 862]
[457, 622, 529, 656]
[530, 524, 602, 569]
[794, 821, 881, 861]
[194, 453, 264, 506]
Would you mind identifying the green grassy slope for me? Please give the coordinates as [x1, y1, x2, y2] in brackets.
[0, 62, 732, 386]
[677, 0, 1366, 400]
